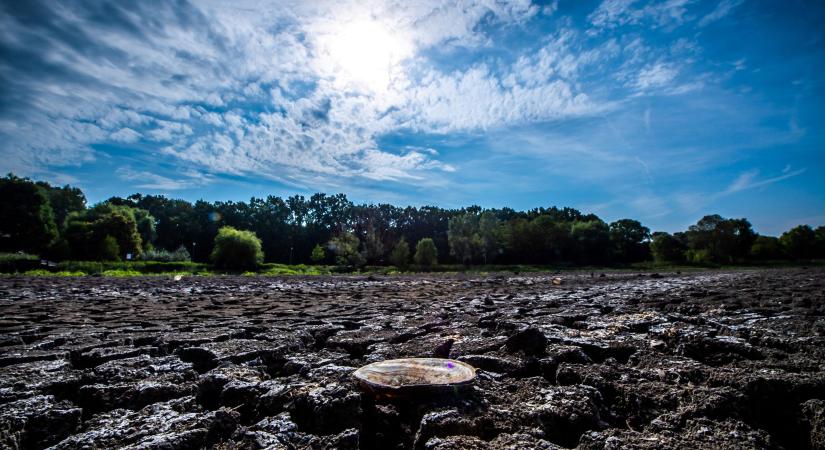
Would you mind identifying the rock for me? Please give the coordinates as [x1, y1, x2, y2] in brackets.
[0, 395, 81, 449]
[176, 347, 218, 373]
[433, 339, 455, 358]
[802, 399, 825, 450]
[530, 385, 607, 448]
[414, 409, 493, 449]
[506, 328, 547, 356]
[458, 354, 521, 374]
[288, 383, 361, 435]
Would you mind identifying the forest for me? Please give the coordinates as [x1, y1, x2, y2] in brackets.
[1, 173, 823, 270]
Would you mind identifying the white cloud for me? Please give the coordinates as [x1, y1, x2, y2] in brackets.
[115, 167, 210, 190]
[110, 128, 142, 143]
[698, 0, 745, 27]
[635, 62, 679, 90]
[589, 0, 697, 31]
[724, 167, 806, 194]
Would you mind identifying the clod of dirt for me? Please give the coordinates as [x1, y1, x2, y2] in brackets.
[505, 327, 547, 356]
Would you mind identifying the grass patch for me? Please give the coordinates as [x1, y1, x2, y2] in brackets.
[20, 269, 86, 276]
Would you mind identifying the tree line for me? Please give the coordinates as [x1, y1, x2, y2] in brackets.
[1, 174, 823, 268]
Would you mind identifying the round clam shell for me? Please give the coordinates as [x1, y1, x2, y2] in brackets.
[353, 358, 476, 397]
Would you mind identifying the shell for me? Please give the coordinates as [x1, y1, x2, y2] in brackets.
[353, 358, 476, 398]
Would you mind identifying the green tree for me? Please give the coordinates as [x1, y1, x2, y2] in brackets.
[389, 238, 410, 269]
[362, 227, 384, 264]
[0, 174, 58, 253]
[609, 219, 650, 263]
[686, 215, 755, 263]
[310, 244, 326, 263]
[570, 220, 611, 264]
[478, 211, 502, 264]
[211, 226, 264, 270]
[816, 226, 825, 258]
[750, 236, 784, 260]
[328, 232, 365, 268]
[650, 232, 686, 263]
[134, 209, 156, 251]
[414, 238, 438, 268]
[448, 213, 481, 264]
[98, 235, 121, 261]
[780, 225, 816, 260]
[64, 203, 148, 260]
[531, 215, 571, 263]
[37, 182, 86, 230]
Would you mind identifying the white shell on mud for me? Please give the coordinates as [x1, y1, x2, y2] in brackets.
[354, 358, 476, 396]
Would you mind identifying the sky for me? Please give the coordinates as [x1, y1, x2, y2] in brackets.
[0, 0, 823, 235]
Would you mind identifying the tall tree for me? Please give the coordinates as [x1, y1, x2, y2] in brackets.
[0, 174, 58, 253]
[609, 219, 650, 263]
[780, 225, 817, 260]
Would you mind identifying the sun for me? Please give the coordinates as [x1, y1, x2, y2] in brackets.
[321, 19, 412, 91]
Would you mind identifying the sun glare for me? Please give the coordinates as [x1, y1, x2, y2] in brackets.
[323, 20, 411, 91]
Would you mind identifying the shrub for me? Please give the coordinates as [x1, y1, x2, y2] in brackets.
[686, 249, 712, 265]
[389, 238, 410, 269]
[141, 245, 191, 262]
[211, 226, 264, 270]
[414, 238, 438, 268]
[310, 244, 325, 263]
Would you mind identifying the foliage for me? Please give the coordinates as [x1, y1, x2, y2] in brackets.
[817, 226, 825, 258]
[389, 238, 410, 269]
[685, 215, 755, 263]
[328, 232, 365, 268]
[98, 235, 121, 261]
[0, 174, 58, 253]
[478, 211, 502, 264]
[414, 238, 438, 268]
[141, 245, 191, 262]
[211, 226, 264, 270]
[362, 227, 384, 264]
[750, 236, 784, 260]
[570, 220, 611, 264]
[64, 203, 151, 260]
[650, 232, 687, 264]
[780, 225, 817, 260]
[310, 244, 326, 263]
[2, 173, 823, 270]
[609, 219, 650, 263]
[448, 213, 482, 264]
[35, 182, 86, 230]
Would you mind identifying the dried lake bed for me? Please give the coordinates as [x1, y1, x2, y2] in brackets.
[1, 269, 823, 449]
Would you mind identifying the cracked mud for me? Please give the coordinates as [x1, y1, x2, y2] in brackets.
[1, 269, 824, 449]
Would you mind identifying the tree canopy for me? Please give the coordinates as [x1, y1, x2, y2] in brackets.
[1, 173, 823, 267]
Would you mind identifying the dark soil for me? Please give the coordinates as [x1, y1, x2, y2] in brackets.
[1, 269, 823, 449]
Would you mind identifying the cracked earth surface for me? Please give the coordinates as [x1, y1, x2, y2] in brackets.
[1, 269, 824, 449]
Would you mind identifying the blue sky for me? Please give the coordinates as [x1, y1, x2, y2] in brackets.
[1, 0, 823, 235]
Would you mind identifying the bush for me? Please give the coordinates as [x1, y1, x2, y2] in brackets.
[211, 226, 264, 270]
[389, 238, 410, 269]
[310, 244, 325, 263]
[414, 238, 438, 268]
[0, 252, 41, 273]
[141, 245, 191, 262]
[686, 249, 713, 265]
